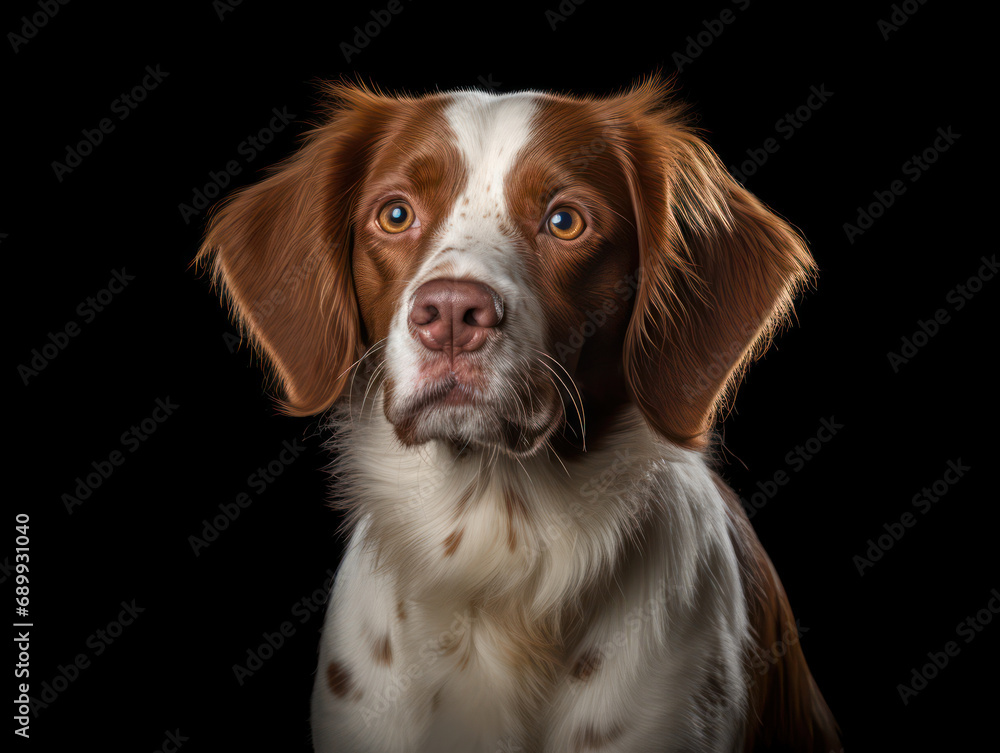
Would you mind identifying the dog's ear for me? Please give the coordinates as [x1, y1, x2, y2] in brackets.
[195, 84, 388, 416]
[612, 77, 816, 449]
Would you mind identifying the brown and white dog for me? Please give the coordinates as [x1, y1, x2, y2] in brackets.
[197, 76, 841, 752]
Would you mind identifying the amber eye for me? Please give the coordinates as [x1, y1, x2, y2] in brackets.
[377, 201, 416, 233]
[546, 207, 585, 240]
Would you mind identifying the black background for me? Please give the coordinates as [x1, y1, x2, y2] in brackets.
[7, 1, 994, 751]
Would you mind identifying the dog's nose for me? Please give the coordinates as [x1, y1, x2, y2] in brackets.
[409, 279, 503, 353]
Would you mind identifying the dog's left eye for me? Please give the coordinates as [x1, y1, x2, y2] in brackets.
[377, 201, 417, 233]
[546, 207, 585, 240]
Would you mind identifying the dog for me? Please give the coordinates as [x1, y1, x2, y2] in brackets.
[197, 76, 841, 752]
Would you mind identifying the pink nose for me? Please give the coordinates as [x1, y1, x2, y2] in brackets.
[409, 279, 503, 353]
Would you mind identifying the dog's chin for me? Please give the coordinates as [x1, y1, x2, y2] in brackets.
[384, 380, 563, 458]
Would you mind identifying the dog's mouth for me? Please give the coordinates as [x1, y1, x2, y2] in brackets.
[382, 366, 565, 457]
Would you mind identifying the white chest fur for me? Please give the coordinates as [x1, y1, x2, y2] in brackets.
[310, 404, 749, 752]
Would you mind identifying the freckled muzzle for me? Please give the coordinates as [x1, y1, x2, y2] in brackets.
[381, 277, 563, 456]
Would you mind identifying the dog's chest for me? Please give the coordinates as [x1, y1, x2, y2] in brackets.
[313, 416, 748, 751]
[323, 459, 628, 750]
[406, 596, 569, 752]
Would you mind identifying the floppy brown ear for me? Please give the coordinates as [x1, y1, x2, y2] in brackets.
[614, 79, 816, 449]
[195, 87, 382, 416]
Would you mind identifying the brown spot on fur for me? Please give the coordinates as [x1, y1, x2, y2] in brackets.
[326, 661, 351, 698]
[571, 648, 602, 681]
[574, 722, 623, 750]
[397, 599, 407, 621]
[432, 689, 442, 711]
[697, 667, 727, 710]
[693, 658, 730, 734]
[371, 634, 392, 665]
[443, 528, 465, 556]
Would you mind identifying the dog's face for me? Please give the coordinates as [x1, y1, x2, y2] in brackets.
[353, 90, 642, 456]
[198, 78, 814, 456]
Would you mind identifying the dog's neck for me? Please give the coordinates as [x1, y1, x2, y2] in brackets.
[324, 397, 718, 624]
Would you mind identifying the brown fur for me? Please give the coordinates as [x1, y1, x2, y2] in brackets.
[325, 661, 352, 698]
[442, 528, 465, 557]
[713, 474, 841, 752]
[605, 77, 816, 450]
[370, 634, 393, 666]
[570, 648, 603, 682]
[195, 83, 463, 417]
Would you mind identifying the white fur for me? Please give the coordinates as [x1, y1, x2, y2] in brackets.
[383, 92, 554, 451]
[311, 403, 748, 752]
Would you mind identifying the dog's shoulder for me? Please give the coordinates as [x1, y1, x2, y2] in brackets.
[712, 473, 842, 752]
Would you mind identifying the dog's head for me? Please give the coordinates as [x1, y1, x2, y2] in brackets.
[196, 76, 814, 457]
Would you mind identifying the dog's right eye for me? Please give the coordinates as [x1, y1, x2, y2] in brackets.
[377, 201, 417, 234]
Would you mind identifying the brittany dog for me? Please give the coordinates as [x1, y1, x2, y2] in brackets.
[197, 76, 841, 752]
